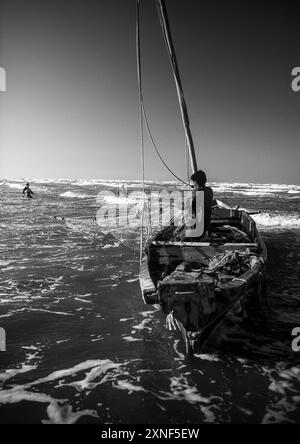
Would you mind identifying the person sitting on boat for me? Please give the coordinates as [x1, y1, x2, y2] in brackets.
[175, 169, 213, 241]
[190, 169, 214, 236]
[22, 182, 34, 199]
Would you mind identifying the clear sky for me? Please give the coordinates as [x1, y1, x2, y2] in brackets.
[0, 0, 299, 184]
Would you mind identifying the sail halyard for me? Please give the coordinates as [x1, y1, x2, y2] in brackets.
[156, 0, 198, 175]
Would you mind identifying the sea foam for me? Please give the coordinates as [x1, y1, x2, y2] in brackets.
[60, 191, 89, 199]
[252, 213, 300, 229]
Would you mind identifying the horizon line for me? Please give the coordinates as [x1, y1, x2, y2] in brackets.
[1, 178, 300, 187]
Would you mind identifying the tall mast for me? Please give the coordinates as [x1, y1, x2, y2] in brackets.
[156, 0, 198, 175]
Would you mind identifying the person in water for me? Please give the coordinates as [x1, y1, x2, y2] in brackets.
[22, 182, 34, 199]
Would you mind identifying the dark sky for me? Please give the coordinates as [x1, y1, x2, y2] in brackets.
[0, 0, 299, 183]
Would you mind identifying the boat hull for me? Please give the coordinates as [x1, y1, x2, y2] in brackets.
[139, 205, 267, 352]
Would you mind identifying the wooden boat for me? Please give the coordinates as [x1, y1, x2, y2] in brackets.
[140, 203, 267, 352]
[137, 0, 267, 352]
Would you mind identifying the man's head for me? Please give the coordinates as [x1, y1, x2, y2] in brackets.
[190, 170, 207, 188]
[26, 182, 30, 187]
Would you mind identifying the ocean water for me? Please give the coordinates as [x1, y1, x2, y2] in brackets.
[0, 178, 299, 424]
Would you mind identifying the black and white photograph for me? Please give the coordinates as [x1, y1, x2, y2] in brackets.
[0, 0, 300, 427]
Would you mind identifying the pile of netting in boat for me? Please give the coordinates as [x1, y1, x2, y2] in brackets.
[205, 250, 255, 276]
[175, 250, 258, 283]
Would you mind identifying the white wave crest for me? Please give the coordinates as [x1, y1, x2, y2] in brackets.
[71, 179, 177, 188]
[252, 213, 300, 228]
[6, 183, 24, 189]
[31, 178, 73, 184]
[236, 190, 274, 197]
[211, 182, 300, 196]
[60, 191, 89, 199]
[101, 195, 143, 205]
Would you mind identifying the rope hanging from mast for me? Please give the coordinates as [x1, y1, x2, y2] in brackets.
[141, 100, 190, 187]
[136, 0, 190, 188]
[136, 0, 194, 260]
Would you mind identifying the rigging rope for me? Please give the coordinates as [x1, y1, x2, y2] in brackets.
[136, 0, 192, 263]
[141, 99, 190, 187]
[136, 1, 190, 188]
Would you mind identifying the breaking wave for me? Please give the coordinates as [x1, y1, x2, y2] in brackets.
[211, 182, 300, 196]
[60, 191, 89, 199]
[5, 183, 24, 190]
[252, 212, 300, 229]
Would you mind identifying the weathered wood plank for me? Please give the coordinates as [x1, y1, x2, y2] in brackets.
[152, 241, 258, 248]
